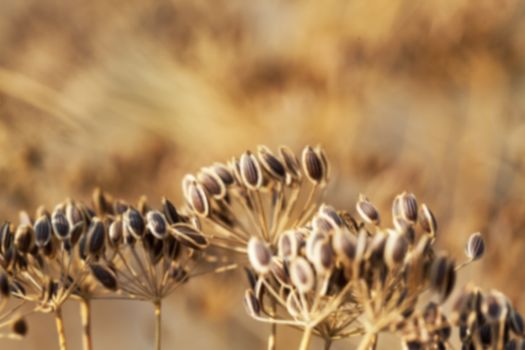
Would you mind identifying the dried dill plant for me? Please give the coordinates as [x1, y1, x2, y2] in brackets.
[182, 144, 329, 348]
[182, 145, 329, 254]
[0, 189, 215, 350]
[241, 190, 498, 350]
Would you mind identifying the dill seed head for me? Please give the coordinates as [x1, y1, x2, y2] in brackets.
[465, 232, 485, 261]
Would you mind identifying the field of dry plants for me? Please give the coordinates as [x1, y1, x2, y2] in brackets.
[1, 0, 525, 349]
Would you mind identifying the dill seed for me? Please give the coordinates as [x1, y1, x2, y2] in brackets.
[187, 181, 210, 217]
[509, 309, 525, 336]
[90, 263, 118, 291]
[14, 225, 33, 253]
[419, 203, 437, 235]
[279, 145, 302, 182]
[384, 231, 408, 268]
[247, 237, 272, 274]
[333, 227, 357, 263]
[162, 197, 180, 224]
[301, 145, 324, 184]
[34, 215, 52, 248]
[51, 210, 70, 240]
[0, 222, 12, 254]
[312, 240, 334, 273]
[240, 151, 263, 189]
[290, 257, 315, 293]
[86, 218, 106, 256]
[124, 208, 145, 239]
[211, 163, 235, 187]
[108, 218, 123, 246]
[170, 223, 208, 250]
[146, 210, 169, 240]
[399, 192, 418, 223]
[356, 194, 381, 225]
[257, 145, 286, 181]
[198, 169, 225, 199]
[278, 230, 299, 260]
[465, 232, 485, 261]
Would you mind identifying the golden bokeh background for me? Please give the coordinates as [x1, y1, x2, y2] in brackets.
[1, 0, 525, 348]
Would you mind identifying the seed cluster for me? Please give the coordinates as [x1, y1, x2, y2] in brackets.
[182, 145, 329, 254]
[0, 143, 521, 350]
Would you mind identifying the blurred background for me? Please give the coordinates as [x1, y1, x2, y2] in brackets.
[1, 0, 525, 348]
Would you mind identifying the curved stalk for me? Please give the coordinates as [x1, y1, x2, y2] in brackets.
[79, 298, 93, 350]
[54, 307, 68, 350]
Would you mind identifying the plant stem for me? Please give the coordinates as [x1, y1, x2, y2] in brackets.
[54, 307, 68, 350]
[298, 326, 313, 350]
[154, 300, 162, 350]
[79, 298, 93, 350]
[267, 322, 276, 350]
[324, 338, 332, 350]
[357, 332, 377, 350]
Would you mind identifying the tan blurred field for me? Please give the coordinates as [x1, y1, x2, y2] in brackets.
[1, 0, 525, 349]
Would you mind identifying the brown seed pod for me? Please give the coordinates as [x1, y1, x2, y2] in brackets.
[278, 230, 300, 260]
[465, 232, 485, 261]
[108, 218, 123, 247]
[51, 209, 70, 240]
[123, 208, 145, 239]
[187, 181, 210, 217]
[312, 239, 334, 274]
[305, 229, 327, 262]
[90, 263, 118, 291]
[301, 145, 325, 184]
[482, 291, 508, 323]
[319, 204, 344, 228]
[419, 203, 437, 236]
[270, 257, 290, 285]
[146, 210, 169, 240]
[170, 223, 208, 250]
[14, 225, 34, 253]
[212, 162, 235, 187]
[243, 289, 261, 317]
[0, 222, 12, 254]
[240, 151, 263, 190]
[290, 257, 316, 293]
[356, 194, 381, 225]
[162, 197, 181, 224]
[257, 145, 286, 181]
[384, 231, 408, 269]
[247, 237, 272, 274]
[198, 168, 226, 199]
[429, 255, 456, 301]
[279, 145, 302, 184]
[86, 218, 106, 256]
[333, 227, 358, 264]
[398, 192, 418, 223]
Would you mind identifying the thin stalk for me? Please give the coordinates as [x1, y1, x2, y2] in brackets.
[267, 300, 277, 350]
[324, 338, 332, 350]
[54, 307, 68, 350]
[154, 300, 162, 350]
[357, 332, 377, 350]
[299, 326, 313, 350]
[79, 298, 93, 350]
